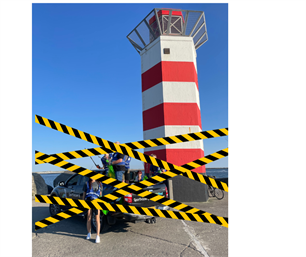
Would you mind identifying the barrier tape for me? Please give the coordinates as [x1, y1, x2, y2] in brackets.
[34, 115, 228, 230]
[35, 127, 228, 163]
[38, 146, 227, 171]
[36, 148, 228, 191]
[35, 115, 228, 192]
[35, 207, 85, 229]
[35, 149, 227, 230]
[35, 195, 228, 230]
[122, 128, 228, 149]
[35, 150, 226, 214]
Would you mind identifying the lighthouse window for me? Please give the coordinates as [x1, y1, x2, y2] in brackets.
[162, 15, 183, 34]
[164, 48, 170, 54]
[170, 16, 182, 33]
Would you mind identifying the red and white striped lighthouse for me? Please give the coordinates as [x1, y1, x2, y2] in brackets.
[127, 9, 208, 177]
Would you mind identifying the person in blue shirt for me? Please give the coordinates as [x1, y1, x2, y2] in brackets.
[82, 178, 102, 243]
[149, 154, 166, 178]
[111, 142, 126, 182]
[124, 155, 132, 183]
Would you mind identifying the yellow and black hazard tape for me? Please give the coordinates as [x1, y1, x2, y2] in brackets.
[35, 127, 228, 163]
[36, 149, 228, 192]
[35, 197, 107, 231]
[35, 150, 226, 215]
[35, 149, 228, 230]
[36, 147, 228, 183]
[34, 115, 228, 231]
[35, 195, 228, 230]
[35, 207, 85, 230]
[122, 128, 228, 149]
[35, 115, 228, 192]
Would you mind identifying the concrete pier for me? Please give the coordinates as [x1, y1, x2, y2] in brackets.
[32, 193, 228, 257]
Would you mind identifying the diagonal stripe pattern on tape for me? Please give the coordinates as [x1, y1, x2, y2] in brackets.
[36, 147, 228, 185]
[35, 207, 86, 230]
[36, 149, 228, 192]
[122, 128, 228, 149]
[36, 146, 228, 189]
[35, 150, 225, 216]
[35, 115, 228, 192]
[38, 128, 228, 163]
[34, 115, 228, 230]
[35, 148, 228, 230]
[35, 195, 228, 230]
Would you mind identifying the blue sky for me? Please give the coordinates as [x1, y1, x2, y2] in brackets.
[32, 3, 228, 172]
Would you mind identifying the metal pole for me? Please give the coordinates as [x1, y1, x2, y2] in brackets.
[135, 29, 146, 48]
[144, 19, 156, 40]
[182, 11, 189, 35]
[168, 179, 174, 200]
[126, 10, 155, 38]
[189, 13, 203, 37]
[166, 10, 172, 35]
[128, 38, 143, 51]
[195, 37, 208, 50]
[192, 22, 205, 38]
[195, 31, 207, 46]
[154, 8, 162, 36]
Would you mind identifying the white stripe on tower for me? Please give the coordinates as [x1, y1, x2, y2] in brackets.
[141, 35, 205, 174]
[142, 82, 201, 112]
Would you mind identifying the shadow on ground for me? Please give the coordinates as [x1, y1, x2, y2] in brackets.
[32, 206, 132, 238]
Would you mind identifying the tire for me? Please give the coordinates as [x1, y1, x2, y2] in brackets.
[91, 212, 107, 233]
[146, 217, 156, 224]
[106, 214, 117, 225]
[214, 188, 224, 200]
[208, 186, 215, 197]
[49, 203, 61, 216]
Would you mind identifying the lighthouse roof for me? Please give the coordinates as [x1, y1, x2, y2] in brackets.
[127, 8, 208, 54]
[149, 10, 184, 25]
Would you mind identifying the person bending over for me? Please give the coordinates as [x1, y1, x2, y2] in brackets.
[111, 141, 126, 182]
[149, 154, 166, 178]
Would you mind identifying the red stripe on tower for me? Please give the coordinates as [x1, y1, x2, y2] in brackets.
[142, 103, 202, 131]
[141, 61, 199, 92]
[140, 36, 205, 175]
[143, 148, 204, 175]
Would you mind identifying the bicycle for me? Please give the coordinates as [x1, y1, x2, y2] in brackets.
[207, 176, 224, 200]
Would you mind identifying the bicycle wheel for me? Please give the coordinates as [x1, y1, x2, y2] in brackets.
[214, 188, 224, 200]
[208, 186, 215, 197]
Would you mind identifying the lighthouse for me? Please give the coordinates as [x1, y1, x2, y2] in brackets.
[127, 9, 208, 202]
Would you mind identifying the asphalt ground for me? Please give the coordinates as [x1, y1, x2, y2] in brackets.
[32, 193, 228, 257]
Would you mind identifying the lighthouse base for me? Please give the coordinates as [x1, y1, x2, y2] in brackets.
[168, 174, 209, 202]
